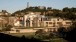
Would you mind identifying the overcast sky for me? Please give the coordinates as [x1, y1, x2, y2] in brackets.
[0, 0, 76, 13]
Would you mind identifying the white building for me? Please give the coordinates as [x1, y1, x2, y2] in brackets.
[14, 17, 23, 27]
[24, 12, 45, 27]
[38, 6, 45, 9]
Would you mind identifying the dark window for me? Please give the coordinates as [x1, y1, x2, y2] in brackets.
[46, 22, 48, 24]
[46, 22, 48, 27]
[57, 19, 59, 21]
[57, 22, 62, 24]
[66, 22, 71, 24]
[41, 18, 42, 21]
[49, 22, 52, 24]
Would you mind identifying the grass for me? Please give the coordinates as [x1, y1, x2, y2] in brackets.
[7, 32, 68, 42]
[49, 38, 68, 42]
[8, 32, 35, 37]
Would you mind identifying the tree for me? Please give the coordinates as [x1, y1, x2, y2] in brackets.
[5, 25, 13, 31]
[70, 7, 76, 12]
[63, 21, 76, 42]
[58, 27, 67, 38]
[2, 10, 8, 13]
[47, 7, 52, 10]
[64, 12, 76, 20]
[12, 10, 21, 16]
[62, 7, 70, 12]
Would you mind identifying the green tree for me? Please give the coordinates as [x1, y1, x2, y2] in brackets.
[62, 7, 70, 12]
[58, 27, 67, 38]
[47, 7, 52, 10]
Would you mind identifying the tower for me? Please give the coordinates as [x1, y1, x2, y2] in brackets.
[27, 2, 29, 8]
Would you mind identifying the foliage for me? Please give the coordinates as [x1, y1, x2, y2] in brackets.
[62, 21, 76, 42]
[5, 25, 13, 31]
[11, 6, 76, 22]
[62, 7, 76, 12]
[58, 27, 67, 38]
[50, 38, 68, 42]
[34, 29, 60, 40]
[34, 29, 50, 40]
[11, 6, 76, 20]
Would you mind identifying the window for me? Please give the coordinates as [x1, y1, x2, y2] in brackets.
[49, 22, 52, 24]
[57, 19, 59, 21]
[46, 22, 48, 27]
[46, 22, 48, 24]
[66, 22, 71, 24]
[41, 18, 42, 21]
[57, 22, 62, 24]
[16, 30, 20, 33]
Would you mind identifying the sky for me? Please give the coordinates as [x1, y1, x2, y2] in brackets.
[0, 0, 76, 13]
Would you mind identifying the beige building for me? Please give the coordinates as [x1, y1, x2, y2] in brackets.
[0, 11, 10, 16]
[43, 17, 72, 31]
[13, 17, 24, 27]
[0, 11, 72, 32]
[24, 12, 72, 31]
[8, 17, 16, 26]
[0, 16, 24, 27]
[24, 12, 45, 27]
[0, 17, 9, 30]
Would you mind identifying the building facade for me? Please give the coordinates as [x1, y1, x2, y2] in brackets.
[43, 17, 72, 31]
[0, 11, 72, 32]
[24, 12, 45, 27]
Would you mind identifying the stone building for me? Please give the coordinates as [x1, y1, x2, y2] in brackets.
[24, 12, 45, 27]
[43, 17, 72, 31]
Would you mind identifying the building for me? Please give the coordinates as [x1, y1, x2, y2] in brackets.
[0, 17, 9, 30]
[38, 6, 45, 9]
[0, 10, 10, 16]
[0, 10, 72, 32]
[8, 17, 16, 26]
[24, 12, 45, 27]
[23, 12, 72, 31]
[43, 17, 72, 31]
[14, 17, 24, 27]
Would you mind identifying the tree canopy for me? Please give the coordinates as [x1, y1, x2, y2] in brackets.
[11, 6, 76, 20]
